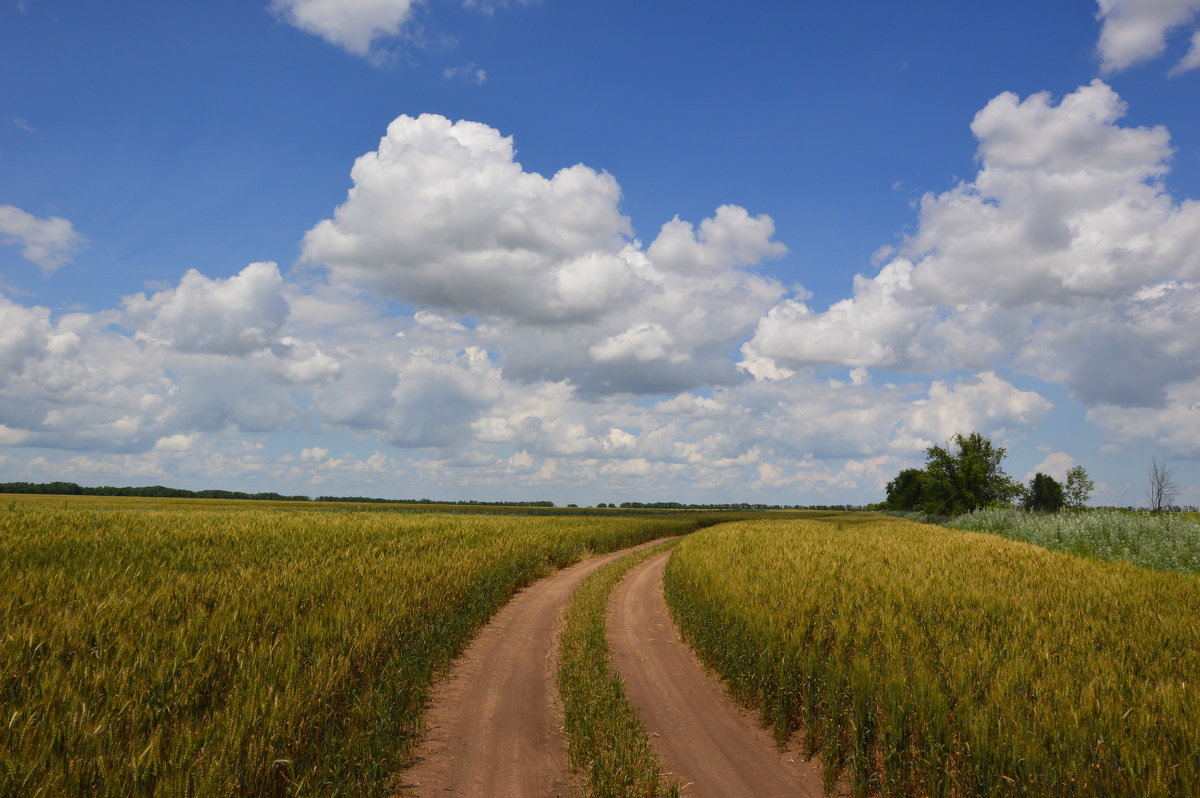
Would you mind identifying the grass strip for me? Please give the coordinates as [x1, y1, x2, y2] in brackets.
[558, 540, 680, 798]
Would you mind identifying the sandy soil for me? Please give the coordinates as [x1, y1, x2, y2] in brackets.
[394, 540, 666, 798]
[607, 551, 839, 798]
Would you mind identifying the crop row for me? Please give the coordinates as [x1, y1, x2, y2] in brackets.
[663, 515, 1200, 797]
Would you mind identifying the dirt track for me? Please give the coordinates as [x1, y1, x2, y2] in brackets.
[607, 551, 833, 797]
[395, 540, 665, 798]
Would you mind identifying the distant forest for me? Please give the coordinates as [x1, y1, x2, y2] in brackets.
[0, 481, 864, 511]
[0, 481, 551, 506]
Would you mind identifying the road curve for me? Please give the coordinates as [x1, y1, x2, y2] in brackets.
[395, 539, 668, 798]
[607, 551, 834, 798]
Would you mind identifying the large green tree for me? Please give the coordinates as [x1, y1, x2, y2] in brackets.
[885, 468, 925, 510]
[1063, 465, 1094, 511]
[1023, 472, 1065, 513]
[919, 432, 1020, 516]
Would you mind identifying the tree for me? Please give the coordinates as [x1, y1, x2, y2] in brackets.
[885, 468, 925, 510]
[919, 432, 1021, 516]
[1023, 472, 1065, 513]
[1063, 465, 1093, 511]
[1146, 457, 1177, 512]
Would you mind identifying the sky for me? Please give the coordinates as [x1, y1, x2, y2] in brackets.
[2, 0, 1199, 506]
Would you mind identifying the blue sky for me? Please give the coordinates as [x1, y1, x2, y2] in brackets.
[2, 0, 1198, 505]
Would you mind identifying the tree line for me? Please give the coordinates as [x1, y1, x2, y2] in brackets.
[0, 482, 555, 507]
[881, 432, 1094, 516]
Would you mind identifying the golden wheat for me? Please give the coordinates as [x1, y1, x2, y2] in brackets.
[1, 495, 700, 796]
[664, 515, 1200, 797]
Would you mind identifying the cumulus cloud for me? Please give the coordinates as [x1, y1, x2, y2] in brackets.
[0, 302, 173, 451]
[1025, 452, 1076, 483]
[154, 433, 198, 453]
[646, 205, 786, 275]
[303, 114, 634, 323]
[1088, 378, 1200, 457]
[1095, 0, 1200, 73]
[0, 205, 86, 272]
[895, 372, 1054, 451]
[742, 81, 1200, 411]
[123, 262, 289, 354]
[270, 0, 420, 57]
[303, 113, 786, 395]
[3, 96, 1193, 502]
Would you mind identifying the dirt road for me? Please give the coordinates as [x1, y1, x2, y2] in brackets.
[395, 540, 666, 798]
[608, 551, 834, 798]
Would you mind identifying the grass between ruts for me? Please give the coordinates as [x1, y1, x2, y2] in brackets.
[558, 540, 680, 798]
[664, 514, 1200, 798]
[1, 495, 711, 797]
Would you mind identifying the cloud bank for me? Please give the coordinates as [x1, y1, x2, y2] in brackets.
[2, 83, 1197, 501]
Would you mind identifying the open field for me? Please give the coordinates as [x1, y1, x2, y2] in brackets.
[947, 507, 1200, 574]
[0, 494, 707, 796]
[664, 514, 1200, 797]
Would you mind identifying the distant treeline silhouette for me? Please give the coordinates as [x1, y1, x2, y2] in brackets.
[0, 481, 313, 502]
[1, 481, 871, 511]
[0, 481, 554, 506]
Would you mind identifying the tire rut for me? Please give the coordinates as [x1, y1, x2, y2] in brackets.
[607, 551, 837, 798]
[395, 539, 668, 798]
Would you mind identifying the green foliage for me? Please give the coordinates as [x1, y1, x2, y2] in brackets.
[884, 468, 924, 510]
[665, 515, 1200, 797]
[558, 543, 679, 798]
[918, 432, 1020, 515]
[948, 506, 1200, 574]
[0, 497, 704, 796]
[1022, 472, 1065, 513]
[1063, 465, 1094, 511]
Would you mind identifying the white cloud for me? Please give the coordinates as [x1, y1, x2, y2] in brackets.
[646, 205, 786, 275]
[123, 262, 289, 355]
[1095, 0, 1200, 72]
[300, 446, 329, 462]
[741, 259, 936, 372]
[443, 64, 487, 84]
[589, 322, 686, 364]
[1025, 451, 1076, 483]
[3, 95, 1195, 503]
[741, 81, 1200, 412]
[269, 0, 420, 57]
[910, 80, 1188, 306]
[1088, 378, 1200, 457]
[1175, 28, 1200, 71]
[302, 114, 633, 324]
[154, 433, 198, 453]
[0, 205, 85, 272]
[303, 113, 786, 396]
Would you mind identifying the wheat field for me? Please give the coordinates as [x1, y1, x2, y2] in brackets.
[664, 514, 1200, 797]
[1, 495, 701, 796]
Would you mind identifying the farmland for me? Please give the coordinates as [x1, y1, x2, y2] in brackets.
[7, 495, 1200, 797]
[0, 494, 705, 796]
[664, 514, 1200, 797]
